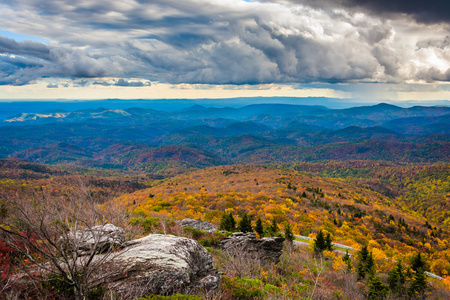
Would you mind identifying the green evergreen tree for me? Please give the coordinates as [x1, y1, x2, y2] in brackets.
[325, 232, 333, 251]
[220, 212, 236, 232]
[284, 222, 294, 243]
[219, 213, 229, 231]
[254, 217, 264, 237]
[314, 230, 327, 254]
[229, 213, 236, 230]
[366, 251, 375, 277]
[388, 259, 405, 294]
[268, 218, 279, 236]
[408, 267, 427, 299]
[357, 260, 366, 281]
[237, 213, 253, 233]
[342, 250, 353, 272]
[359, 244, 369, 263]
[356, 244, 370, 280]
[367, 275, 388, 300]
[411, 252, 426, 272]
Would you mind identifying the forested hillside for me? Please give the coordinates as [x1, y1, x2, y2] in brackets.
[0, 101, 449, 299]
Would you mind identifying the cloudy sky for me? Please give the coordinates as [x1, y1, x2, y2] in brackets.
[1, 0, 450, 101]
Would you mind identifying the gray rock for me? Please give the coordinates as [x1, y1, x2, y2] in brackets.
[65, 223, 125, 253]
[177, 218, 217, 233]
[104, 234, 220, 297]
[220, 232, 285, 264]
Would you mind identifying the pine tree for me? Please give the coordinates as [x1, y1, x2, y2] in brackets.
[314, 230, 327, 254]
[366, 251, 375, 277]
[367, 275, 388, 300]
[342, 250, 353, 272]
[411, 252, 426, 272]
[388, 259, 405, 294]
[356, 244, 370, 280]
[268, 218, 279, 236]
[325, 232, 333, 251]
[359, 244, 369, 263]
[229, 213, 236, 231]
[408, 252, 427, 299]
[357, 260, 366, 281]
[254, 217, 264, 237]
[284, 222, 294, 243]
[220, 212, 236, 232]
[219, 213, 229, 231]
[408, 267, 427, 299]
[237, 213, 253, 233]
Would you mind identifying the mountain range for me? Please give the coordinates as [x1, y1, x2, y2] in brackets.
[1, 102, 448, 174]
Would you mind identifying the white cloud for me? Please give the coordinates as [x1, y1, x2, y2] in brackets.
[0, 0, 449, 86]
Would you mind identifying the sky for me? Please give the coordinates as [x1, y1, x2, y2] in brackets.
[1, 0, 450, 102]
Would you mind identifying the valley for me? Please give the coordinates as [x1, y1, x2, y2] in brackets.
[0, 99, 449, 299]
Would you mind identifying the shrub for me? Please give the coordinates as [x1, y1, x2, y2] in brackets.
[222, 277, 265, 300]
[129, 217, 160, 233]
[221, 277, 281, 300]
[183, 226, 206, 239]
[42, 273, 76, 297]
[198, 234, 225, 248]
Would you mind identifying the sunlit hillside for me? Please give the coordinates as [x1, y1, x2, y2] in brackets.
[120, 164, 450, 277]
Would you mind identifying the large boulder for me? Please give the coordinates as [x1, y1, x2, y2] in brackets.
[220, 232, 285, 264]
[65, 223, 125, 253]
[104, 234, 220, 297]
[177, 218, 217, 233]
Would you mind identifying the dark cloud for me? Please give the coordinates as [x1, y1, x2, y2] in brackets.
[0, 54, 47, 85]
[0, 35, 50, 59]
[279, 0, 450, 24]
[46, 83, 58, 88]
[340, 0, 450, 24]
[0, 36, 122, 85]
[0, 0, 449, 86]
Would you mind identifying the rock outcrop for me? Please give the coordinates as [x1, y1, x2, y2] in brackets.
[103, 234, 220, 297]
[220, 232, 285, 263]
[64, 223, 125, 253]
[177, 218, 217, 233]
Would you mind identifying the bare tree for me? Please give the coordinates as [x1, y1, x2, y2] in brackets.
[216, 242, 263, 279]
[308, 256, 327, 299]
[0, 179, 130, 300]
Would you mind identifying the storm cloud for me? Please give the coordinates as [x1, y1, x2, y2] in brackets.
[277, 0, 450, 24]
[329, 0, 450, 24]
[0, 36, 122, 85]
[0, 0, 449, 86]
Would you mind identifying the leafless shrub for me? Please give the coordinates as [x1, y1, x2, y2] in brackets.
[214, 242, 263, 279]
[308, 256, 327, 299]
[0, 179, 131, 300]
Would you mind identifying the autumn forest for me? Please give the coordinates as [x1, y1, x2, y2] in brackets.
[0, 99, 449, 299]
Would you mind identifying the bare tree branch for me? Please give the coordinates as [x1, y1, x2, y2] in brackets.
[0, 179, 131, 300]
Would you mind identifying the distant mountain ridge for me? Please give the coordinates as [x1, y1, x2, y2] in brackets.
[3, 103, 449, 128]
[1, 102, 449, 171]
